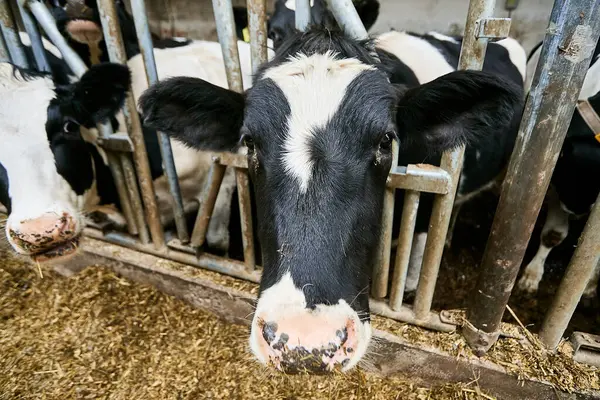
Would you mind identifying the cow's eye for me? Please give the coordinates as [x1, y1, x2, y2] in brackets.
[379, 132, 395, 151]
[242, 134, 255, 151]
[63, 120, 79, 134]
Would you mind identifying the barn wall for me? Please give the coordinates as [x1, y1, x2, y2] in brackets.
[138, 0, 554, 54]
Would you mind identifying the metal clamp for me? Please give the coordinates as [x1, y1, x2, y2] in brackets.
[571, 332, 600, 368]
[475, 17, 512, 39]
[97, 133, 135, 153]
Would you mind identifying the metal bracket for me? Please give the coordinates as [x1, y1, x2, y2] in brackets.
[475, 18, 512, 39]
[96, 132, 134, 153]
[571, 332, 600, 368]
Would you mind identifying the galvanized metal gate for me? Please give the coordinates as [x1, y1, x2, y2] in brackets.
[1, 0, 599, 366]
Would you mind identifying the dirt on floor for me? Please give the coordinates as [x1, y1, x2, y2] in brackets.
[1, 248, 499, 400]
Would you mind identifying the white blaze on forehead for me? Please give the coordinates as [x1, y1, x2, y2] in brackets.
[262, 52, 375, 191]
[0, 64, 87, 230]
[284, 0, 315, 10]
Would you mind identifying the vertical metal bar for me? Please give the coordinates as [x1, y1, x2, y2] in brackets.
[120, 154, 150, 244]
[463, 0, 600, 354]
[413, 0, 497, 321]
[97, 0, 166, 250]
[246, 0, 268, 72]
[212, 0, 243, 92]
[190, 159, 226, 248]
[389, 190, 420, 310]
[295, 0, 311, 31]
[129, 0, 190, 244]
[324, 0, 368, 40]
[371, 141, 398, 298]
[28, 0, 86, 75]
[0, 0, 28, 67]
[0, 25, 8, 62]
[539, 194, 600, 349]
[236, 168, 255, 270]
[18, 0, 49, 71]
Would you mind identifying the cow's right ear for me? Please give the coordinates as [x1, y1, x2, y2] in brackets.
[139, 77, 245, 151]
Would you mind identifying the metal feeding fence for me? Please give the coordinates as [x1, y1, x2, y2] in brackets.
[1, 0, 599, 366]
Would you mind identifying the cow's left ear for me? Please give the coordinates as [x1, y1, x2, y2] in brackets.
[72, 63, 131, 124]
[396, 70, 523, 154]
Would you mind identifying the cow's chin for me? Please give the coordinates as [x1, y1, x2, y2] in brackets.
[66, 19, 103, 45]
[31, 236, 81, 263]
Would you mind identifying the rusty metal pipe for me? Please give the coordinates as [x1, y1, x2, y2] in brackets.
[0, 23, 8, 62]
[97, 0, 165, 249]
[120, 154, 150, 244]
[129, 0, 189, 244]
[389, 190, 420, 311]
[18, 0, 49, 71]
[463, 0, 600, 354]
[1, 0, 28, 67]
[295, 0, 311, 31]
[539, 193, 600, 349]
[190, 159, 226, 248]
[413, 0, 499, 321]
[235, 169, 256, 271]
[212, 0, 243, 92]
[370, 300, 455, 332]
[246, 0, 268, 72]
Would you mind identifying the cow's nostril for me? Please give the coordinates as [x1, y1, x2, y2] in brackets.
[262, 321, 278, 344]
[336, 327, 348, 344]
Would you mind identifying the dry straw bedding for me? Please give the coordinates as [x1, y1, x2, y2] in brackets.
[0, 249, 597, 399]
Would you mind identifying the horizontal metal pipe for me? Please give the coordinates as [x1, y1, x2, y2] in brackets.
[236, 169, 256, 271]
[212, 0, 243, 93]
[97, 0, 166, 249]
[539, 193, 600, 349]
[129, 0, 189, 244]
[370, 299, 456, 333]
[464, 0, 600, 354]
[246, 0, 268, 72]
[295, 0, 311, 31]
[190, 160, 226, 248]
[388, 164, 451, 194]
[84, 227, 262, 283]
[28, 0, 86, 76]
[18, 0, 50, 71]
[389, 190, 420, 311]
[0, 0, 28, 68]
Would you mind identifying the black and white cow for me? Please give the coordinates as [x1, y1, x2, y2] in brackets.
[139, 27, 522, 373]
[517, 40, 600, 297]
[0, 62, 130, 261]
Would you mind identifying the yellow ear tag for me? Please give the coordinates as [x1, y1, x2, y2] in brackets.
[242, 27, 250, 43]
[595, 132, 600, 144]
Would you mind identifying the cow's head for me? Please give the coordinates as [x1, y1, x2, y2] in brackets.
[46, 0, 141, 66]
[0, 62, 130, 261]
[139, 28, 521, 373]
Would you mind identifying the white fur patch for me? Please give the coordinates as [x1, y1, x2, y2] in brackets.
[427, 31, 459, 44]
[249, 272, 371, 371]
[375, 31, 454, 84]
[285, 0, 315, 10]
[262, 52, 375, 191]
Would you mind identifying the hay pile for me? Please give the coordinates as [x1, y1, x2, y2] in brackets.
[1, 253, 494, 400]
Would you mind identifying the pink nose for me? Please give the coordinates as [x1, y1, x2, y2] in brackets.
[254, 314, 358, 373]
[8, 212, 77, 254]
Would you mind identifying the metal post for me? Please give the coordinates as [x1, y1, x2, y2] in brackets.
[236, 169, 256, 271]
[539, 194, 600, 349]
[18, 0, 49, 71]
[190, 159, 226, 248]
[246, 0, 268, 72]
[212, 0, 243, 93]
[463, 0, 600, 354]
[129, 0, 190, 244]
[295, 0, 311, 31]
[0, 26, 8, 62]
[0, 0, 28, 67]
[413, 0, 503, 320]
[324, 0, 368, 40]
[97, 0, 166, 250]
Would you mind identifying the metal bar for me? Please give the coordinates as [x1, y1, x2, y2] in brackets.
[370, 299, 456, 332]
[18, 0, 49, 71]
[97, 122, 139, 236]
[324, 0, 368, 40]
[0, 0, 28, 67]
[0, 23, 8, 62]
[212, 0, 243, 93]
[463, 0, 600, 355]
[388, 164, 451, 194]
[190, 159, 226, 248]
[236, 168, 256, 271]
[413, 0, 498, 321]
[84, 227, 262, 283]
[539, 194, 600, 349]
[120, 154, 151, 244]
[371, 141, 399, 298]
[295, 0, 311, 31]
[129, 0, 189, 244]
[389, 190, 420, 311]
[97, 0, 166, 249]
[28, 0, 86, 75]
[246, 0, 268, 72]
